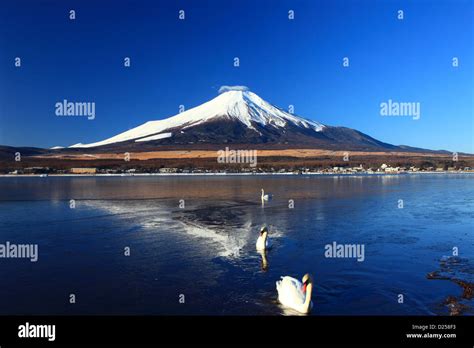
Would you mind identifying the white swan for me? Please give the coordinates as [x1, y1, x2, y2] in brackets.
[261, 188, 272, 202]
[276, 273, 313, 314]
[256, 226, 272, 250]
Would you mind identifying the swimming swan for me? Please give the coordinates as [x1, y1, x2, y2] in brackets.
[256, 226, 271, 250]
[276, 273, 313, 314]
[261, 188, 272, 202]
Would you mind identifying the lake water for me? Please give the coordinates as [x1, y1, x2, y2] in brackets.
[0, 174, 472, 315]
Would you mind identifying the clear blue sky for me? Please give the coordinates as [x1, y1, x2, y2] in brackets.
[0, 0, 472, 153]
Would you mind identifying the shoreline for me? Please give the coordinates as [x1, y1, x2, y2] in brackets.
[0, 171, 473, 178]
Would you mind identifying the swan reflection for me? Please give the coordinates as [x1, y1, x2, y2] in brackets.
[257, 249, 269, 271]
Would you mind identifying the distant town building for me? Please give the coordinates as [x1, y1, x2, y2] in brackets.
[384, 167, 399, 173]
[24, 167, 49, 174]
[159, 168, 178, 173]
[70, 167, 97, 174]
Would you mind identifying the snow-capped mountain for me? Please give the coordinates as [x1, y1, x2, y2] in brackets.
[69, 86, 325, 148]
[65, 86, 397, 151]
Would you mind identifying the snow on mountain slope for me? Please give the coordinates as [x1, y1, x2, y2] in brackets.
[69, 143, 85, 148]
[70, 87, 325, 148]
[135, 132, 173, 142]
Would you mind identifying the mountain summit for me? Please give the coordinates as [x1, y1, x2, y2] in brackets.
[68, 86, 398, 151]
[70, 87, 325, 148]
